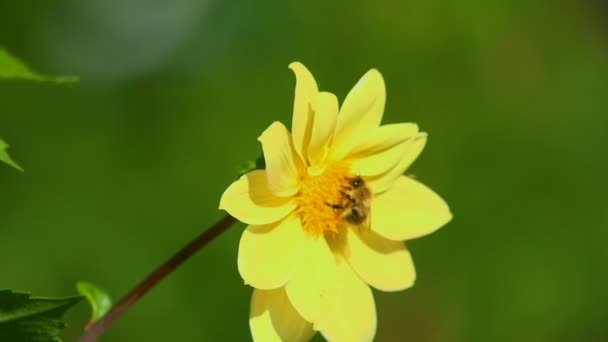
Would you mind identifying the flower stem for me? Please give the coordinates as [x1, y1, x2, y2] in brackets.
[79, 214, 238, 342]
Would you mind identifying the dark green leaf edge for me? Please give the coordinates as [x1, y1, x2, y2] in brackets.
[0, 289, 83, 342]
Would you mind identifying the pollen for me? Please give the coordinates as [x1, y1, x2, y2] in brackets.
[294, 162, 353, 237]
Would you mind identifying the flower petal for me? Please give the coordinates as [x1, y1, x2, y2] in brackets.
[258, 121, 302, 197]
[348, 137, 414, 177]
[372, 176, 452, 241]
[220, 170, 297, 225]
[367, 132, 427, 194]
[308, 92, 339, 166]
[317, 261, 377, 342]
[289, 62, 319, 162]
[250, 287, 316, 342]
[348, 123, 419, 156]
[331, 69, 386, 160]
[346, 229, 416, 291]
[239, 215, 308, 289]
[285, 237, 337, 325]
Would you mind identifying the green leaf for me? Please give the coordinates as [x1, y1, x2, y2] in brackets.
[0, 139, 23, 172]
[237, 155, 265, 177]
[0, 289, 83, 342]
[76, 281, 112, 327]
[0, 48, 78, 83]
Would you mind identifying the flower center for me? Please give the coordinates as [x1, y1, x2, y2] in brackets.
[295, 162, 354, 237]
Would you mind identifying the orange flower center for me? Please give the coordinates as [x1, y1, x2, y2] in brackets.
[294, 162, 354, 237]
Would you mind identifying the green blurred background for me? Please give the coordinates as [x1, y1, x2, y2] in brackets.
[1, 0, 607, 341]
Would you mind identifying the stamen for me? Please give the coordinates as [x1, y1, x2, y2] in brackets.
[294, 162, 353, 237]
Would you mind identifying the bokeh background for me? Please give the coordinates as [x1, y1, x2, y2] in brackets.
[1, 0, 607, 341]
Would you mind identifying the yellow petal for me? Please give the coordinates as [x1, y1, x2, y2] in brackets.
[258, 121, 302, 197]
[346, 229, 416, 292]
[250, 287, 316, 342]
[317, 261, 377, 342]
[372, 176, 452, 241]
[348, 136, 413, 177]
[367, 132, 427, 194]
[285, 237, 337, 325]
[331, 69, 386, 160]
[289, 62, 319, 162]
[307, 92, 339, 166]
[239, 216, 308, 289]
[219, 170, 297, 225]
[347, 123, 419, 156]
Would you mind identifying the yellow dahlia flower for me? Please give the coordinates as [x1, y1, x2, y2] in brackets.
[220, 62, 452, 341]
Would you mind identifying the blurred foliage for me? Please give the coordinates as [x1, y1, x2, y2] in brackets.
[0, 290, 82, 342]
[237, 155, 266, 178]
[1, 0, 607, 341]
[0, 48, 77, 83]
[0, 139, 23, 171]
[0, 47, 78, 172]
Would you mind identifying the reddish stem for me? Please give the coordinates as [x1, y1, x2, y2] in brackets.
[79, 214, 237, 342]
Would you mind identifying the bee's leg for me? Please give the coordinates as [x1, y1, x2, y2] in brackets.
[325, 202, 344, 210]
[339, 191, 356, 203]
